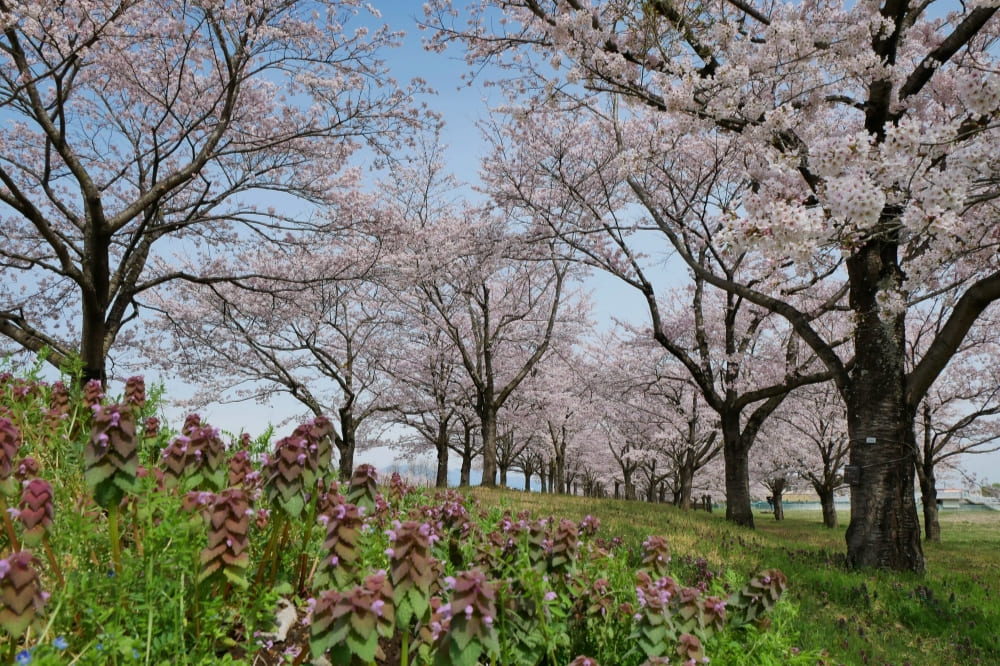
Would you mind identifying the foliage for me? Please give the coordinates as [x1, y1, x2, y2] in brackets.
[0, 371, 797, 664]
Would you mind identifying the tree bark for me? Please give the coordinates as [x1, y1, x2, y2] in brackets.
[336, 433, 355, 480]
[336, 410, 356, 479]
[623, 468, 636, 501]
[79, 241, 111, 386]
[459, 454, 472, 487]
[919, 468, 940, 543]
[435, 422, 450, 489]
[770, 478, 786, 521]
[553, 444, 565, 494]
[677, 458, 695, 510]
[479, 407, 498, 487]
[722, 414, 754, 527]
[816, 485, 839, 529]
[844, 244, 924, 571]
[916, 405, 940, 542]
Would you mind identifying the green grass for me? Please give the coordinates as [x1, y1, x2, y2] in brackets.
[467, 489, 1000, 666]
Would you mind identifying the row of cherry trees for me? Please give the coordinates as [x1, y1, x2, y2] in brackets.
[1, 1, 999, 573]
[420, 0, 1000, 573]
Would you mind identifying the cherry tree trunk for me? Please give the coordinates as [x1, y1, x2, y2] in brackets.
[336, 434, 355, 480]
[844, 245, 924, 572]
[919, 471, 941, 543]
[816, 485, 839, 529]
[80, 286, 109, 386]
[623, 469, 636, 501]
[554, 452, 565, 494]
[539, 466, 548, 493]
[770, 479, 786, 521]
[523, 468, 532, 491]
[479, 408, 498, 488]
[459, 455, 472, 487]
[336, 411, 356, 479]
[498, 465, 508, 487]
[721, 415, 754, 527]
[677, 463, 695, 510]
[435, 424, 450, 489]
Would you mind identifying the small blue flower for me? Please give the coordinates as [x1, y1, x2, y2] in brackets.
[53, 636, 68, 650]
[15, 648, 32, 665]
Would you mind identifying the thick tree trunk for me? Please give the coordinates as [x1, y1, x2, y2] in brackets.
[80, 294, 109, 386]
[722, 414, 754, 527]
[677, 462, 695, 510]
[844, 244, 924, 572]
[459, 454, 471, 487]
[919, 470, 940, 543]
[336, 434, 355, 480]
[499, 464, 508, 487]
[434, 445, 449, 489]
[480, 408, 498, 488]
[770, 479, 786, 521]
[336, 411, 356, 479]
[539, 466, 547, 493]
[433, 421, 450, 488]
[917, 407, 940, 542]
[817, 484, 839, 529]
[554, 448, 565, 494]
[459, 430, 473, 487]
[80, 233, 111, 387]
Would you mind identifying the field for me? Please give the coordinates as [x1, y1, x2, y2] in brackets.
[469, 488, 1000, 665]
[1, 372, 998, 665]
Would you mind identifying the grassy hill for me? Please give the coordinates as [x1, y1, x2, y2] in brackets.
[466, 488, 1000, 666]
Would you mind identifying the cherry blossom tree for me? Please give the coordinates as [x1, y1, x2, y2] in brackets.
[0, 0, 426, 384]
[147, 246, 399, 478]
[656, 383, 721, 511]
[505, 342, 599, 494]
[384, 324, 466, 488]
[382, 199, 584, 488]
[424, 0, 1000, 572]
[772, 383, 850, 529]
[909, 306, 1000, 541]
[451, 410, 484, 487]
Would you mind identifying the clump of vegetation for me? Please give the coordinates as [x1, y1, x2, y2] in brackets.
[0, 367, 805, 665]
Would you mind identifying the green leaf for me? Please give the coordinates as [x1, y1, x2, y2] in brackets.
[350, 610, 376, 637]
[449, 636, 483, 666]
[450, 622, 474, 651]
[92, 477, 124, 509]
[84, 463, 114, 488]
[223, 566, 249, 590]
[280, 492, 305, 518]
[396, 596, 414, 628]
[345, 628, 378, 662]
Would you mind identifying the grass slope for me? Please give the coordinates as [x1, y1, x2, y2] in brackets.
[467, 488, 1000, 666]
